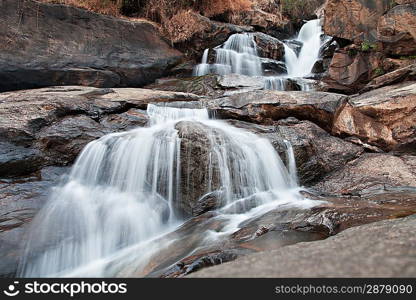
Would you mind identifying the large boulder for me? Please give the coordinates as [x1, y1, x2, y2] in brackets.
[313, 153, 416, 194]
[0, 0, 183, 92]
[332, 82, 416, 151]
[206, 90, 347, 131]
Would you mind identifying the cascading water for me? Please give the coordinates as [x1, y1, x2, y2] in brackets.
[19, 104, 316, 277]
[193, 33, 262, 77]
[284, 19, 323, 77]
[193, 19, 326, 91]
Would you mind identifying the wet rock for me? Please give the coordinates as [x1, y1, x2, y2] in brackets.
[261, 59, 287, 76]
[333, 82, 416, 151]
[252, 32, 285, 61]
[206, 90, 347, 131]
[189, 215, 416, 278]
[0, 167, 68, 277]
[312, 154, 416, 194]
[174, 121, 222, 217]
[311, 59, 325, 74]
[377, 3, 416, 56]
[0, 0, 182, 92]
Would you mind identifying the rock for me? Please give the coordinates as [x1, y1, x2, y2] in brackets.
[206, 90, 347, 131]
[362, 63, 416, 92]
[147, 74, 266, 97]
[261, 59, 287, 76]
[377, 3, 416, 56]
[312, 153, 416, 194]
[0, 0, 182, 92]
[275, 120, 364, 185]
[36, 115, 110, 166]
[252, 32, 285, 61]
[0, 167, 68, 277]
[174, 121, 222, 217]
[100, 109, 149, 132]
[333, 82, 416, 150]
[311, 59, 325, 74]
[189, 215, 416, 278]
[324, 50, 370, 94]
[146, 75, 222, 97]
[0, 86, 199, 176]
[323, 0, 394, 43]
[0, 142, 44, 178]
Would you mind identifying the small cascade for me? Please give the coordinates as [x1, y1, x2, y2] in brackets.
[19, 104, 313, 278]
[193, 33, 262, 77]
[193, 19, 326, 92]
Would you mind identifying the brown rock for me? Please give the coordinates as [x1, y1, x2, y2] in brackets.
[323, 0, 394, 42]
[312, 153, 416, 194]
[333, 82, 416, 150]
[377, 3, 416, 56]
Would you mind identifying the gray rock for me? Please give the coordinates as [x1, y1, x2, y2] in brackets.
[0, 0, 183, 92]
[189, 215, 416, 277]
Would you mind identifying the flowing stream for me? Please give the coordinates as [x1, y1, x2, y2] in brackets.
[194, 19, 325, 91]
[19, 104, 318, 277]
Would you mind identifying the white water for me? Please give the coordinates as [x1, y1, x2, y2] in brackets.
[194, 19, 325, 92]
[194, 33, 262, 77]
[285, 19, 323, 77]
[18, 104, 317, 277]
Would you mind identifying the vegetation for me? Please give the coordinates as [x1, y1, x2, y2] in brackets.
[38, 0, 325, 43]
[374, 67, 385, 77]
[361, 40, 378, 52]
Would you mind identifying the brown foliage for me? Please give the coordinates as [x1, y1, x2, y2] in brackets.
[39, 0, 123, 16]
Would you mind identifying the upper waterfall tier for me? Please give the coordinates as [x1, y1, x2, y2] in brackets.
[193, 19, 327, 92]
[194, 33, 263, 77]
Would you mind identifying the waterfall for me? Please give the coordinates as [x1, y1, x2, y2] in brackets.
[19, 104, 312, 277]
[285, 19, 323, 77]
[193, 33, 262, 77]
[193, 19, 325, 92]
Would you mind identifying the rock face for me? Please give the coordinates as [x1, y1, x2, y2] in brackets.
[206, 90, 347, 131]
[323, 0, 395, 42]
[377, 3, 416, 56]
[0, 0, 183, 92]
[313, 154, 416, 194]
[332, 82, 416, 151]
[189, 215, 416, 278]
